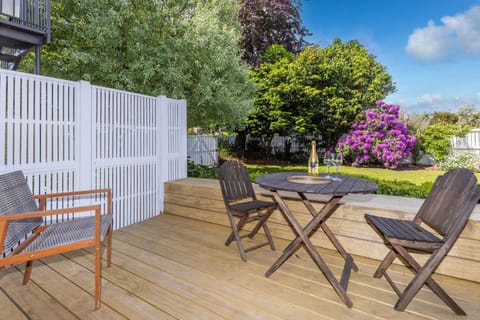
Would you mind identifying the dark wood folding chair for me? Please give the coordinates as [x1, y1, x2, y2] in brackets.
[365, 168, 480, 315]
[218, 160, 276, 261]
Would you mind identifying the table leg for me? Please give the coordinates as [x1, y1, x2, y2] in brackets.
[265, 193, 341, 277]
[266, 190, 353, 307]
[299, 194, 359, 272]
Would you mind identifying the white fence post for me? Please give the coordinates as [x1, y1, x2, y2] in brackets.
[157, 95, 166, 214]
[77, 80, 93, 191]
[0, 71, 5, 168]
[179, 99, 188, 178]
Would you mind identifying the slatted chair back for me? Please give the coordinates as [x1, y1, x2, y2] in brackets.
[416, 168, 480, 237]
[0, 171, 43, 256]
[218, 160, 257, 204]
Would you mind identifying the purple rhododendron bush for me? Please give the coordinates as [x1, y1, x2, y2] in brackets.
[336, 100, 416, 169]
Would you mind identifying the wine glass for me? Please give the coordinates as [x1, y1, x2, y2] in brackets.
[323, 153, 332, 179]
[332, 154, 343, 181]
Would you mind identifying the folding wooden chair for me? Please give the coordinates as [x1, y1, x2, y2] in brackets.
[0, 171, 113, 310]
[365, 168, 480, 315]
[218, 160, 276, 261]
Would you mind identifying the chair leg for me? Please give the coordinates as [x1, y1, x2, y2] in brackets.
[106, 225, 113, 267]
[225, 215, 248, 245]
[248, 207, 275, 239]
[393, 244, 466, 315]
[262, 223, 275, 251]
[94, 245, 102, 310]
[22, 260, 33, 285]
[225, 213, 248, 261]
[374, 249, 397, 278]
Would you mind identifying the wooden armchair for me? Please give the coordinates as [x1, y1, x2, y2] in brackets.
[0, 171, 113, 310]
[365, 168, 480, 315]
[218, 160, 276, 261]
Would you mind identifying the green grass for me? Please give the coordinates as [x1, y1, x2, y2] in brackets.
[245, 164, 459, 198]
[245, 164, 444, 185]
[187, 161, 480, 198]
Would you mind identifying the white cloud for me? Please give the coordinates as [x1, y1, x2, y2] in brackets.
[406, 6, 480, 61]
[395, 92, 480, 114]
[417, 93, 444, 106]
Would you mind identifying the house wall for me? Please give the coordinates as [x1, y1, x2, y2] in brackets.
[164, 177, 480, 283]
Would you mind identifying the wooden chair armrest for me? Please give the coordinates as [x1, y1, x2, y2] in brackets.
[33, 189, 112, 214]
[33, 188, 111, 199]
[0, 205, 102, 222]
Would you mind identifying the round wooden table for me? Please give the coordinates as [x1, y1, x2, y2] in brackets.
[255, 172, 377, 308]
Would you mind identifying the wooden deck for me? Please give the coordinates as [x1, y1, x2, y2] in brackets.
[1, 214, 479, 320]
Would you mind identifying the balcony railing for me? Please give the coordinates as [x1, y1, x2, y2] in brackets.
[0, 0, 50, 34]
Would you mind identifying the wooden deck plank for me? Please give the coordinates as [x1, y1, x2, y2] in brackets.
[0, 270, 30, 320]
[112, 231, 345, 320]
[19, 260, 127, 320]
[122, 215, 438, 320]
[41, 254, 176, 320]
[0, 267, 76, 320]
[1, 213, 479, 320]
[62, 250, 225, 320]
[149, 214, 480, 319]
[66, 248, 280, 320]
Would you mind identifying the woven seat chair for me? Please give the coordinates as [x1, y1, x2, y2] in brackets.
[218, 160, 276, 261]
[365, 168, 480, 315]
[0, 171, 113, 310]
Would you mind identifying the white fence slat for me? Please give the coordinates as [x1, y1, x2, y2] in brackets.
[5, 75, 13, 165]
[0, 73, 6, 165]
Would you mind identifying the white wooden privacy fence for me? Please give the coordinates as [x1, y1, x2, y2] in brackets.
[0, 69, 187, 230]
[187, 135, 218, 166]
[451, 129, 480, 155]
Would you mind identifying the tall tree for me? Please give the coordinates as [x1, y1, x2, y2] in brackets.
[457, 104, 480, 128]
[238, 0, 310, 67]
[247, 40, 396, 151]
[19, 0, 252, 129]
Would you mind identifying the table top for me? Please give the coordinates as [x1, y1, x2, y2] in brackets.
[255, 172, 378, 196]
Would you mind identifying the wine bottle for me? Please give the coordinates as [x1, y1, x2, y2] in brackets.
[308, 140, 319, 176]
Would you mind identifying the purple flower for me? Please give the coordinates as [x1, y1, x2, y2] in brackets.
[335, 101, 416, 169]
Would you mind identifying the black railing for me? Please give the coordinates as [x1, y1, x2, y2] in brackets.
[0, 0, 50, 34]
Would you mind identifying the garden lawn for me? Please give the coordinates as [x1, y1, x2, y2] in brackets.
[246, 163, 444, 185]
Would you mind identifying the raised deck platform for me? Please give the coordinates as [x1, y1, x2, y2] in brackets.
[164, 177, 480, 283]
[1, 214, 479, 319]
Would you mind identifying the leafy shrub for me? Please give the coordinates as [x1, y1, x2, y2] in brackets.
[416, 123, 470, 162]
[347, 174, 433, 198]
[336, 101, 416, 169]
[376, 180, 433, 198]
[187, 160, 217, 179]
[440, 152, 480, 172]
[218, 136, 237, 160]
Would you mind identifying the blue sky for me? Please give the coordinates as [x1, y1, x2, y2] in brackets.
[300, 0, 480, 115]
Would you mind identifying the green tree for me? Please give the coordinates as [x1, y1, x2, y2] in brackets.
[247, 39, 395, 152]
[405, 112, 430, 163]
[457, 104, 480, 128]
[19, 0, 252, 129]
[430, 111, 458, 125]
[417, 123, 470, 162]
[238, 0, 309, 67]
